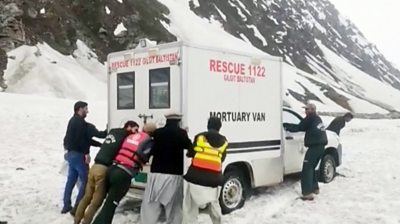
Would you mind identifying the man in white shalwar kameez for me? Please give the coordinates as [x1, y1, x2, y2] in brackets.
[140, 111, 193, 224]
[183, 117, 228, 224]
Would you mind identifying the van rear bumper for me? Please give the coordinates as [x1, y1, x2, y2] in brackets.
[126, 185, 145, 199]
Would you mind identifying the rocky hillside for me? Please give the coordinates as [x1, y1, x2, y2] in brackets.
[1, 0, 400, 113]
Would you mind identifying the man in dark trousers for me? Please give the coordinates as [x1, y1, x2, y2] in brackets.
[92, 122, 157, 224]
[283, 103, 327, 200]
[183, 117, 228, 224]
[62, 101, 107, 214]
[74, 120, 139, 224]
[140, 111, 193, 224]
[327, 112, 353, 135]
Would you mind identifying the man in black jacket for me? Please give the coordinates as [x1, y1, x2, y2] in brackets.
[283, 103, 327, 200]
[74, 120, 139, 224]
[327, 112, 353, 135]
[140, 111, 193, 224]
[183, 117, 228, 224]
[62, 101, 107, 214]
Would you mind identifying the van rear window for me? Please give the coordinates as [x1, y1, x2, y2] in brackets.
[149, 67, 170, 109]
[117, 72, 135, 109]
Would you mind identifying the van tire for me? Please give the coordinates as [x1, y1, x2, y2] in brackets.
[219, 169, 248, 214]
[319, 154, 336, 183]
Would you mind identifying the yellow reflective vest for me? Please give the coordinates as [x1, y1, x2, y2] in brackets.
[191, 135, 228, 172]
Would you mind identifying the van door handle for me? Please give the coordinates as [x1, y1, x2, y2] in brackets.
[285, 136, 294, 140]
[138, 114, 153, 123]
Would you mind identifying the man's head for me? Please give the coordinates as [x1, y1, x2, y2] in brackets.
[123, 120, 139, 133]
[164, 110, 183, 121]
[207, 116, 222, 132]
[303, 103, 317, 116]
[143, 122, 157, 135]
[344, 112, 354, 122]
[164, 110, 183, 127]
[74, 101, 88, 118]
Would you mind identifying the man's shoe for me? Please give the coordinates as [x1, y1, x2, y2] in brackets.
[314, 189, 320, 195]
[61, 205, 72, 214]
[300, 194, 314, 201]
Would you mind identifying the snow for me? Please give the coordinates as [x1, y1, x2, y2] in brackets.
[215, 6, 227, 21]
[327, 24, 343, 39]
[156, 0, 399, 114]
[0, 93, 107, 224]
[114, 22, 127, 36]
[105, 6, 111, 15]
[268, 15, 279, 25]
[337, 14, 349, 27]
[1, 93, 400, 223]
[40, 8, 45, 14]
[301, 9, 327, 34]
[117, 0, 123, 3]
[192, 0, 200, 7]
[283, 65, 389, 114]
[158, 0, 265, 56]
[247, 25, 268, 46]
[236, 0, 251, 15]
[4, 41, 106, 100]
[227, 0, 247, 21]
[239, 33, 252, 44]
[276, 30, 287, 37]
[2, 4, 400, 223]
[317, 41, 400, 111]
[285, 57, 295, 66]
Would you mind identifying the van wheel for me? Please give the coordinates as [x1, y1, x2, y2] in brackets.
[219, 169, 248, 214]
[320, 154, 336, 183]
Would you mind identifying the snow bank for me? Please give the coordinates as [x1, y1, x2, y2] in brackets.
[4, 41, 106, 101]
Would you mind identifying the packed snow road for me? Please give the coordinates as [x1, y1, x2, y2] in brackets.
[0, 93, 399, 224]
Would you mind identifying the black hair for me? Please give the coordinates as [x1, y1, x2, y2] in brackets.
[344, 112, 354, 119]
[124, 120, 139, 129]
[207, 116, 222, 131]
[74, 101, 88, 113]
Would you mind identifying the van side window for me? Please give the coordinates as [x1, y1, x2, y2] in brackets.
[117, 72, 135, 109]
[149, 67, 170, 109]
[283, 110, 302, 124]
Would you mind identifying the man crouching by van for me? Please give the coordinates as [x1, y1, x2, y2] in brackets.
[283, 103, 327, 200]
[92, 123, 157, 224]
[74, 121, 139, 224]
[183, 117, 228, 224]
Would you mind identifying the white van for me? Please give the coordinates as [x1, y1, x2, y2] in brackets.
[107, 41, 342, 213]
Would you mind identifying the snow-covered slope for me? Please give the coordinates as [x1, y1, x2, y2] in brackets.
[4, 40, 107, 101]
[157, 0, 398, 113]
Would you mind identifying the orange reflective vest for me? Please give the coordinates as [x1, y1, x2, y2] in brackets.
[191, 135, 228, 172]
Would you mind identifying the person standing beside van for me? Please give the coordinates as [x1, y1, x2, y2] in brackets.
[61, 101, 107, 214]
[283, 103, 327, 200]
[183, 117, 228, 224]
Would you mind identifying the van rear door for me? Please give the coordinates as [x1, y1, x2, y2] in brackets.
[107, 45, 182, 197]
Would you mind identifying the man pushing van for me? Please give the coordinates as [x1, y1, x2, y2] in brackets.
[283, 103, 327, 200]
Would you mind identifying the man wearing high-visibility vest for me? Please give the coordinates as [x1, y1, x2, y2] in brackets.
[183, 117, 228, 224]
